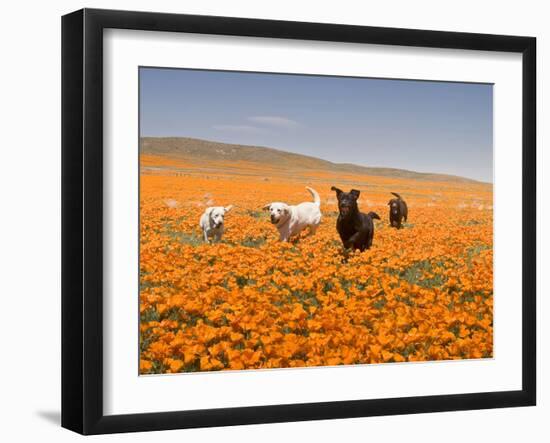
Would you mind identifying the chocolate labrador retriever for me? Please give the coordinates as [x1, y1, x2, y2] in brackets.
[331, 186, 380, 251]
[388, 192, 408, 229]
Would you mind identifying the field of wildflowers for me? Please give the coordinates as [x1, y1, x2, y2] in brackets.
[139, 155, 493, 374]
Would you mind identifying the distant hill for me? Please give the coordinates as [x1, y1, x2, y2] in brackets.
[140, 137, 485, 184]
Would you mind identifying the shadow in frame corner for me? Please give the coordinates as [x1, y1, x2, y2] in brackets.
[36, 410, 61, 426]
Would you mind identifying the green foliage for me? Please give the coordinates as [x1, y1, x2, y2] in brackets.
[241, 236, 267, 248]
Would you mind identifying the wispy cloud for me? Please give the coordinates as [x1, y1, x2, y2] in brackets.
[248, 116, 300, 128]
[212, 124, 267, 134]
[212, 116, 299, 135]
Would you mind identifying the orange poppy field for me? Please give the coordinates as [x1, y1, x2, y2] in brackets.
[139, 154, 493, 374]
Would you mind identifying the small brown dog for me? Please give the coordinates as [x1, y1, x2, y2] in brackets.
[388, 192, 408, 229]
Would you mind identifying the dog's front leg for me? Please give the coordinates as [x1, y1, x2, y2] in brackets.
[345, 231, 364, 249]
[279, 226, 290, 242]
[203, 230, 210, 243]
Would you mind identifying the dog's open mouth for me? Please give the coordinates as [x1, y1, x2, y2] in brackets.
[270, 216, 279, 224]
[339, 206, 350, 216]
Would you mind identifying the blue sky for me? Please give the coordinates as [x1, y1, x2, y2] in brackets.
[140, 68, 493, 182]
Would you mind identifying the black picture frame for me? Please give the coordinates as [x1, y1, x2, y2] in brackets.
[62, 8, 536, 435]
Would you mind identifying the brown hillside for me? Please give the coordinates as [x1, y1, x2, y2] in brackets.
[140, 137, 486, 184]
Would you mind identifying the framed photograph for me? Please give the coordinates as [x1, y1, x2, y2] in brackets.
[62, 8, 536, 435]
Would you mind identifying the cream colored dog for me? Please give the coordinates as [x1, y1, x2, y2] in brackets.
[263, 187, 322, 241]
[199, 205, 233, 243]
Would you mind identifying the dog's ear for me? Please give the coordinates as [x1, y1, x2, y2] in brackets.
[283, 205, 290, 215]
[224, 205, 233, 213]
[350, 189, 360, 199]
[331, 186, 343, 198]
[262, 203, 271, 211]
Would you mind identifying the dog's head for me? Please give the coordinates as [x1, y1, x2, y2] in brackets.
[206, 205, 233, 229]
[263, 202, 290, 225]
[388, 199, 399, 216]
[331, 186, 360, 218]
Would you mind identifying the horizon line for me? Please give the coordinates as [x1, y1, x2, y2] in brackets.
[140, 135, 493, 185]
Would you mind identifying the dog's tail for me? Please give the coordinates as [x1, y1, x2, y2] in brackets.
[367, 211, 381, 220]
[306, 186, 321, 206]
[391, 192, 403, 200]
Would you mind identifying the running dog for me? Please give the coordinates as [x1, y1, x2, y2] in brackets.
[263, 187, 322, 241]
[331, 186, 380, 251]
[199, 205, 233, 243]
[388, 192, 408, 229]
